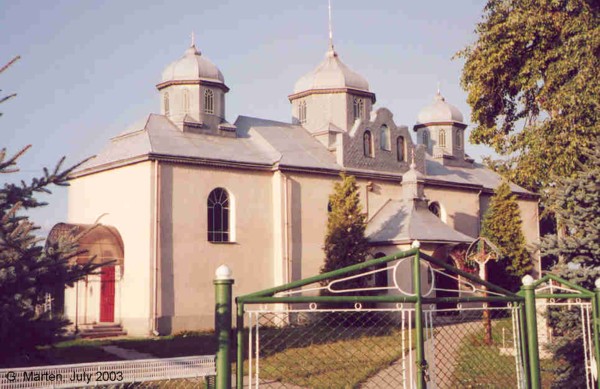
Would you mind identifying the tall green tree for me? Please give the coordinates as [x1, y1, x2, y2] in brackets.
[0, 146, 99, 366]
[481, 182, 532, 290]
[541, 146, 600, 388]
[458, 0, 599, 192]
[321, 173, 370, 292]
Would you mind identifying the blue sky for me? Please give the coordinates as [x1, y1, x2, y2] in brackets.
[2, 0, 491, 235]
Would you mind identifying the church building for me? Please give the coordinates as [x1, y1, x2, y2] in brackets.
[50, 36, 540, 336]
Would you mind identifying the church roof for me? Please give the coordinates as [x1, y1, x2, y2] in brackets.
[366, 199, 474, 245]
[425, 157, 533, 195]
[161, 44, 224, 84]
[416, 91, 464, 125]
[72, 115, 534, 199]
[293, 47, 370, 94]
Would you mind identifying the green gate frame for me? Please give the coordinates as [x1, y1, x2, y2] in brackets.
[212, 247, 600, 389]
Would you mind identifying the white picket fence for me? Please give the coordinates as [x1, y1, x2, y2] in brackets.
[0, 355, 215, 388]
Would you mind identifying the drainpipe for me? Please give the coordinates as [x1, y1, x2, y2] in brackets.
[152, 160, 161, 336]
[476, 189, 483, 235]
[366, 181, 374, 219]
[283, 173, 290, 285]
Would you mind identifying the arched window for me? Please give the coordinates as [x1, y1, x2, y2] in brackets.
[363, 130, 373, 157]
[439, 129, 446, 148]
[397, 136, 405, 162]
[183, 90, 189, 114]
[207, 188, 230, 242]
[380, 125, 391, 150]
[353, 97, 364, 121]
[428, 202, 441, 218]
[455, 130, 462, 149]
[299, 101, 307, 124]
[164, 92, 170, 116]
[422, 130, 430, 148]
[204, 89, 214, 114]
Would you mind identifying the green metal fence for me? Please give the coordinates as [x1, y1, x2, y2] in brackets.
[213, 246, 600, 388]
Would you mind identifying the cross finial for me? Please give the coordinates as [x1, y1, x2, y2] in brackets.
[191, 31, 195, 47]
[328, 0, 334, 50]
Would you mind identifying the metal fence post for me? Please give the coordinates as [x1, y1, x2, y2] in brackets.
[215, 265, 234, 389]
[412, 241, 426, 389]
[522, 275, 540, 389]
[236, 303, 244, 389]
[594, 279, 600, 389]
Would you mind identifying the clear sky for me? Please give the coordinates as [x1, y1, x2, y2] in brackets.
[2, 0, 492, 236]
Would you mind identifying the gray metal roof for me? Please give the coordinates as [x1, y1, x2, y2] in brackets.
[425, 158, 533, 195]
[74, 113, 534, 199]
[366, 199, 474, 244]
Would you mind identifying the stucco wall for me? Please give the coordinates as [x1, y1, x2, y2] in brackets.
[157, 163, 275, 332]
[423, 186, 481, 238]
[66, 161, 153, 336]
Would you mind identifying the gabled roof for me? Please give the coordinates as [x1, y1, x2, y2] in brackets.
[366, 199, 474, 245]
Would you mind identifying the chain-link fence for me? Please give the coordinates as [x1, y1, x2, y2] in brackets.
[424, 305, 525, 389]
[243, 304, 527, 389]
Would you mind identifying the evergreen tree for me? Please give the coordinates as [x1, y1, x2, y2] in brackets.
[481, 181, 532, 290]
[541, 145, 600, 388]
[321, 173, 370, 292]
[0, 146, 99, 366]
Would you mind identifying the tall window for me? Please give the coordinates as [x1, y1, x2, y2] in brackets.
[164, 92, 170, 116]
[207, 188, 230, 242]
[397, 136, 405, 162]
[363, 130, 373, 157]
[353, 97, 364, 121]
[439, 129, 446, 148]
[422, 130, 430, 148]
[183, 90, 189, 114]
[299, 101, 307, 124]
[204, 89, 214, 114]
[455, 130, 462, 149]
[380, 125, 391, 150]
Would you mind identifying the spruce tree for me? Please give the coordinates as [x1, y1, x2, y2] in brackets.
[481, 181, 532, 291]
[541, 145, 600, 388]
[321, 173, 370, 292]
[0, 147, 100, 366]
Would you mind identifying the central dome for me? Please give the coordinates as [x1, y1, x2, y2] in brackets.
[161, 44, 224, 84]
[293, 48, 370, 94]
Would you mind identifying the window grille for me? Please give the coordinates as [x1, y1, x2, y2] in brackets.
[208, 188, 229, 242]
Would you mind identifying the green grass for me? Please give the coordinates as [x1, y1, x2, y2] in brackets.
[451, 317, 558, 388]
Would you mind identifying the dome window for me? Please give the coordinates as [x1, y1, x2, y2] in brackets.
[183, 90, 190, 114]
[164, 93, 170, 116]
[363, 130, 374, 158]
[380, 125, 391, 151]
[353, 97, 364, 121]
[439, 129, 446, 148]
[299, 101, 307, 124]
[422, 130, 430, 148]
[456, 130, 462, 149]
[204, 89, 214, 114]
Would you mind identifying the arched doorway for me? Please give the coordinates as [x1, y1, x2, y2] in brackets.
[48, 223, 124, 324]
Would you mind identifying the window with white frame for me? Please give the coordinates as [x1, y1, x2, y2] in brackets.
[207, 188, 230, 242]
[380, 125, 391, 150]
[204, 89, 214, 114]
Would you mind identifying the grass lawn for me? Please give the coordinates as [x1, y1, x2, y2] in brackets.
[451, 317, 558, 388]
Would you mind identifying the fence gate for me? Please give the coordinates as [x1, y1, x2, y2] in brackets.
[225, 246, 600, 389]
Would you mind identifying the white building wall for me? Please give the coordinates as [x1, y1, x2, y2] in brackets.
[66, 162, 153, 335]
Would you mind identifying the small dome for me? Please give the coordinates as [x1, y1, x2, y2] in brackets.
[293, 48, 370, 94]
[417, 91, 464, 125]
[161, 44, 224, 84]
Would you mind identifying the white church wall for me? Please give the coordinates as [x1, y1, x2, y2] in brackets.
[158, 163, 275, 332]
[66, 161, 153, 336]
[424, 186, 481, 238]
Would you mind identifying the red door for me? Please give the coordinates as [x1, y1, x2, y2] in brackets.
[100, 266, 115, 322]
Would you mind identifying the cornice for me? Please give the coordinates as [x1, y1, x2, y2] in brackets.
[288, 88, 376, 103]
[413, 121, 468, 130]
[156, 79, 230, 93]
